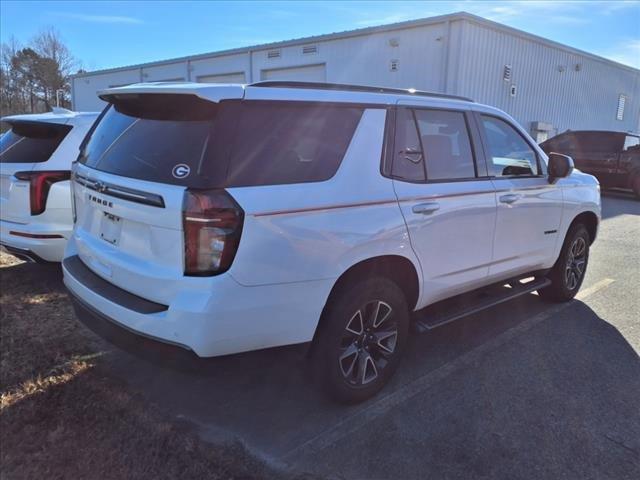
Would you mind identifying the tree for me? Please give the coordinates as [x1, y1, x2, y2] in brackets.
[1, 27, 77, 120]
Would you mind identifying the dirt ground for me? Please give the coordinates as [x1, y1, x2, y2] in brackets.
[0, 252, 310, 479]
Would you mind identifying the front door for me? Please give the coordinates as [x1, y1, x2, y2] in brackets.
[391, 105, 496, 307]
[475, 113, 563, 280]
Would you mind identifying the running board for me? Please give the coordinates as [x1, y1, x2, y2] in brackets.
[412, 276, 551, 333]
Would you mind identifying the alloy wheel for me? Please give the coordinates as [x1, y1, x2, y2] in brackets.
[338, 300, 398, 386]
[565, 236, 587, 290]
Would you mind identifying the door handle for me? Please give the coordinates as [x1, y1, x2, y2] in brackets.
[499, 193, 522, 204]
[412, 202, 440, 215]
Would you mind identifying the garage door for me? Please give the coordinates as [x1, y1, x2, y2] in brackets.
[261, 64, 326, 82]
[197, 72, 246, 83]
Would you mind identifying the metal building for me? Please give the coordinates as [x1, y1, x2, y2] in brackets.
[72, 11, 640, 140]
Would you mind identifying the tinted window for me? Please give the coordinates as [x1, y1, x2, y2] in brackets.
[226, 103, 363, 187]
[481, 116, 539, 177]
[0, 122, 72, 164]
[80, 97, 362, 187]
[415, 109, 475, 180]
[80, 95, 231, 188]
[392, 108, 426, 182]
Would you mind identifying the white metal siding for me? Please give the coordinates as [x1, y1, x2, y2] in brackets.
[261, 64, 326, 81]
[73, 69, 142, 111]
[453, 21, 640, 134]
[197, 72, 247, 83]
[70, 14, 639, 136]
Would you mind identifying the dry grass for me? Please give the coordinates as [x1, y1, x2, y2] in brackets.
[0, 252, 307, 479]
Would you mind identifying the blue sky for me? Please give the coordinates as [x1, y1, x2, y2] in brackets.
[1, 1, 639, 71]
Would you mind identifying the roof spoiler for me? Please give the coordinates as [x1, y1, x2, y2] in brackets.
[98, 82, 245, 104]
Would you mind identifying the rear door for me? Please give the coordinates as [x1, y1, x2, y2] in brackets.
[0, 121, 71, 223]
[475, 113, 563, 279]
[391, 104, 497, 306]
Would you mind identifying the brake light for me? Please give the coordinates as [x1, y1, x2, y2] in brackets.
[183, 189, 244, 276]
[14, 171, 71, 216]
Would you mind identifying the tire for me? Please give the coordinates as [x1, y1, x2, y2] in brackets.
[538, 224, 590, 302]
[311, 276, 410, 404]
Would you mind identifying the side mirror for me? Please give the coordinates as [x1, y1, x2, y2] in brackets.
[548, 152, 574, 183]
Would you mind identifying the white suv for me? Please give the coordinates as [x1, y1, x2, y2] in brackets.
[62, 82, 600, 403]
[1, 109, 98, 262]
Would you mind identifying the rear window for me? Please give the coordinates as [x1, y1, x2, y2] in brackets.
[80, 95, 363, 188]
[0, 121, 72, 164]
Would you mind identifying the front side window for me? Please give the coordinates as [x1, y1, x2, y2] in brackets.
[0, 121, 72, 164]
[481, 115, 539, 177]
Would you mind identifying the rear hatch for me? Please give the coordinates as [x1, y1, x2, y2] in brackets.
[73, 87, 364, 303]
[72, 93, 242, 304]
[1, 120, 72, 223]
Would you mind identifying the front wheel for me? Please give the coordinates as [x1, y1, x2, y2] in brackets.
[538, 224, 590, 302]
[311, 277, 410, 404]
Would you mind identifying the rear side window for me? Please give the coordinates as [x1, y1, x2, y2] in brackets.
[480, 115, 539, 177]
[415, 110, 475, 180]
[0, 122, 72, 164]
[226, 103, 363, 187]
[80, 96, 363, 188]
[392, 108, 476, 182]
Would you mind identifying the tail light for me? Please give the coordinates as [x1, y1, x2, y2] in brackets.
[14, 171, 71, 216]
[183, 189, 244, 276]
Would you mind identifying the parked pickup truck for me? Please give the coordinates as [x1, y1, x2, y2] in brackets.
[62, 81, 601, 403]
[541, 130, 640, 199]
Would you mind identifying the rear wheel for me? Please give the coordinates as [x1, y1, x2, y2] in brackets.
[312, 277, 409, 404]
[538, 224, 590, 302]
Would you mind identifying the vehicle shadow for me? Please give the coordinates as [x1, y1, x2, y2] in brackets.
[102, 292, 640, 479]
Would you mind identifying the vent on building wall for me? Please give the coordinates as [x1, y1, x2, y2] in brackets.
[267, 50, 281, 59]
[390, 59, 399, 72]
[503, 65, 512, 82]
[616, 94, 626, 121]
[510, 85, 517, 97]
[302, 45, 318, 55]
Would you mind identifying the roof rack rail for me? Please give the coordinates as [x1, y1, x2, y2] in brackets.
[249, 81, 474, 102]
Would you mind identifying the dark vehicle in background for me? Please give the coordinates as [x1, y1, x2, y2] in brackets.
[541, 131, 640, 199]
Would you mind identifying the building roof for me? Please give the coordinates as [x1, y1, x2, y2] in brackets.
[73, 11, 639, 79]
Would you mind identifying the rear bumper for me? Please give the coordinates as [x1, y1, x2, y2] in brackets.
[63, 254, 334, 357]
[0, 218, 70, 262]
[68, 291, 199, 364]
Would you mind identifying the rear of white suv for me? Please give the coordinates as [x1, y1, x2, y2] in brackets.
[1, 109, 98, 262]
[63, 82, 599, 403]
